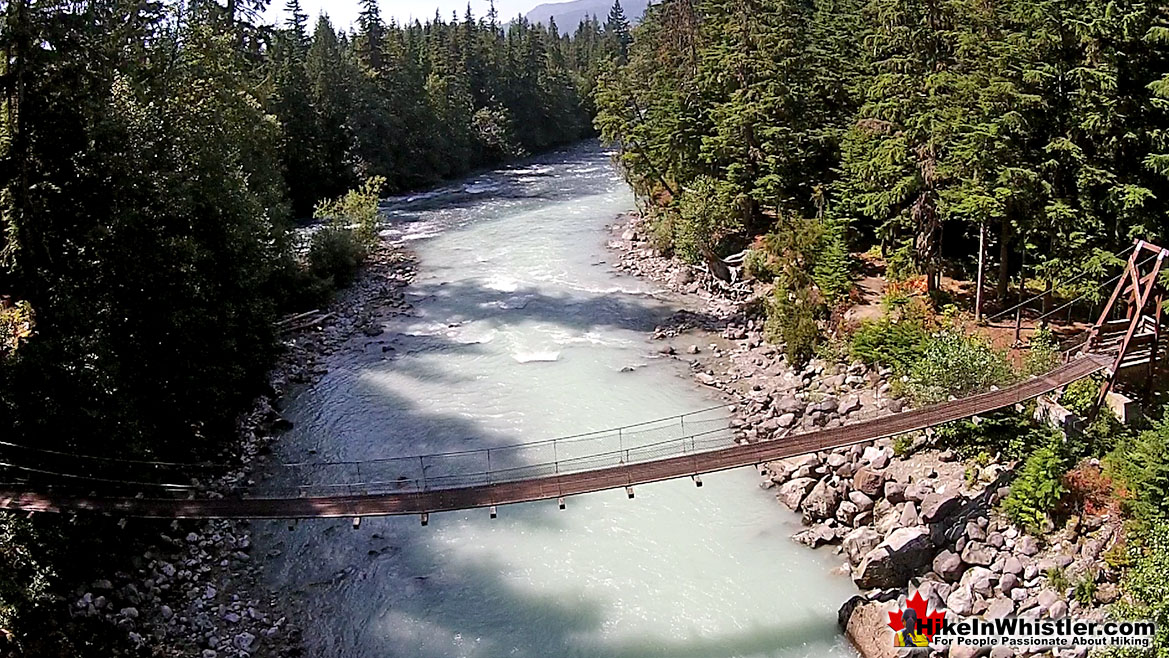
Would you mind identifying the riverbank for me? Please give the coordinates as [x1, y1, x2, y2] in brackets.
[67, 243, 416, 658]
[606, 214, 1122, 658]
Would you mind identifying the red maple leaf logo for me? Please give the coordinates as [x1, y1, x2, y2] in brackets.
[887, 590, 948, 641]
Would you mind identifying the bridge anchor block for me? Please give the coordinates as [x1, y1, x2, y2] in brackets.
[626, 486, 634, 499]
[558, 497, 565, 510]
[489, 505, 497, 519]
[692, 475, 702, 487]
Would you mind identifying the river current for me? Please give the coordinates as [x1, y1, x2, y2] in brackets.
[255, 143, 859, 658]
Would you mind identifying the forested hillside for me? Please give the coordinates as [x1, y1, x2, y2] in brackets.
[0, 0, 630, 651]
[596, 0, 1169, 347]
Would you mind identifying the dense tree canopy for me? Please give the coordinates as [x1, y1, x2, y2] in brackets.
[596, 0, 1169, 300]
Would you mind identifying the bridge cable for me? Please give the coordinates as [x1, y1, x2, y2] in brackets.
[985, 243, 1136, 323]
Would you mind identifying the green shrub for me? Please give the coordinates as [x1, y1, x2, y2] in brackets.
[1113, 526, 1169, 657]
[1109, 411, 1169, 526]
[1023, 326, 1061, 376]
[314, 175, 385, 248]
[811, 220, 853, 304]
[743, 248, 777, 281]
[905, 331, 1013, 405]
[849, 317, 929, 373]
[0, 516, 56, 645]
[307, 227, 365, 289]
[1002, 444, 1069, 534]
[1045, 565, 1070, 592]
[886, 242, 917, 282]
[892, 433, 917, 458]
[673, 175, 747, 264]
[934, 411, 1050, 461]
[1059, 377, 1101, 417]
[1072, 573, 1097, 606]
[765, 283, 820, 366]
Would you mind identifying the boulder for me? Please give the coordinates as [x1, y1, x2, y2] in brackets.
[843, 526, 882, 565]
[862, 445, 891, 469]
[961, 542, 996, 567]
[933, 549, 965, 582]
[1095, 583, 1119, 604]
[899, 502, 920, 527]
[853, 527, 934, 589]
[884, 480, 906, 504]
[848, 490, 874, 512]
[802, 479, 843, 521]
[1016, 535, 1040, 556]
[793, 524, 837, 548]
[777, 412, 797, 428]
[946, 585, 974, 616]
[836, 501, 860, 525]
[1001, 556, 1023, 576]
[985, 597, 1015, 619]
[1049, 599, 1068, 620]
[962, 566, 995, 597]
[839, 596, 899, 658]
[920, 490, 963, 524]
[999, 572, 1019, 594]
[854, 467, 886, 497]
[776, 477, 817, 510]
[904, 482, 932, 503]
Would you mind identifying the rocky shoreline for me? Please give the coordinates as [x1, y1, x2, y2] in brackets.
[69, 243, 417, 658]
[607, 214, 1122, 658]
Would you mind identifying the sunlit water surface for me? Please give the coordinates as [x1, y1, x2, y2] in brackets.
[256, 143, 859, 658]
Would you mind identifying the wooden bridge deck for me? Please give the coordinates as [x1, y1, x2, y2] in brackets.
[0, 354, 1110, 520]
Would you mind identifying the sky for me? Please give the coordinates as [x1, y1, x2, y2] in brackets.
[264, 0, 539, 30]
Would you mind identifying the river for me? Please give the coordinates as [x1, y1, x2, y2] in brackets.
[255, 142, 860, 658]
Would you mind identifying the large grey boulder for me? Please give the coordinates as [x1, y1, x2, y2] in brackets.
[920, 489, 963, 523]
[802, 478, 842, 522]
[853, 467, 886, 497]
[933, 549, 964, 582]
[776, 477, 817, 510]
[853, 527, 934, 589]
[946, 585, 974, 616]
[843, 526, 881, 566]
[838, 597, 900, 658]
[961, 542, 997, 567]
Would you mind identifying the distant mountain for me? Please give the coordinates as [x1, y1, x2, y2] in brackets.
[525, 0, 650, 30]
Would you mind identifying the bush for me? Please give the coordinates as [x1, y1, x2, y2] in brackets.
[1059, 377, 1101, 417]
[672, 175, 747, 264]
[1023, 326, 1061, 376]
[313, 176, 385, 248]
[893, 433, 917, 458]
[765, 282, 820, 366]
[811, 220, 853, 304]
[0, 516, 55, 646]
[905, 331, 1013, 405]
[306, 227, 365, 290]
[849, 317, 929, 373]
[1045, 565, 1070, 592]
[934, 411, 1049, 462]
[886, 242, 917, 282]
[1002, 444, 1069, 534]
[1109, 410, 1169, 526]
[1113, 525, 1169, 658]
[1072, 573, 1097, 606]
[1062, 461, 1118, 517]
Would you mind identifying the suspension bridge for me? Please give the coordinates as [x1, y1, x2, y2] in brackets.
[0, 240, 1164, 522]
